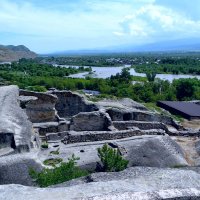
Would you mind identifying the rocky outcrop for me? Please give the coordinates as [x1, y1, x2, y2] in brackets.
[39, 135, 188, 170]
[1, 167, 200, 199]
[20, 90, 58, 123]
[50, 91, 99, 118]
[0, 85, 32, 153]
[70, 111, 113, 131]
[0, 44, 37, 62]
[0, 153, 42, 186]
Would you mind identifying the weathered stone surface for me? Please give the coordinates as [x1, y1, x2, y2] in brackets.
[0, 153, 43, 186]
[0, 85, 32, 152]
[96, 98, 148, 111]
[33, 121, 70, 136]
[195, 140, 200, 155]
[39, 135, 187, 170]
[70, 111, 113, 131]
[20, 90, 58, 123]
[106, 107, 180, 131]
[50, 90, 99, 118]
[1, 167, 200, 199]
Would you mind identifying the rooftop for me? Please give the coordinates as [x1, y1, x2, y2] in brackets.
[157, 101, 200, 119]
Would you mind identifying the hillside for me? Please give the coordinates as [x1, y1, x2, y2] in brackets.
[0, 45, 37, 62]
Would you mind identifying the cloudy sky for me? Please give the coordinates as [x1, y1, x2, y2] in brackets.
[1, 0, 200, 53]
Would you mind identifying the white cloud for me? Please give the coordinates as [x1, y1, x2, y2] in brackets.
[115, 4, 200, 42]
[1, 0, 200, 52]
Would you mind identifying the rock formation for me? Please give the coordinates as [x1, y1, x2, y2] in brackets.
[0, 153, 43, 186]
[1, 85, 200, 200]
[50, 90, 99, 118]
[1, 167, 200, 199]
[20, 90, 58, 123]
[0, 85, 33, 153]
[70, 111, 113, 131]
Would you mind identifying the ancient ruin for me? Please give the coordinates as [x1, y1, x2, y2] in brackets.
[0, 85, 200, 199]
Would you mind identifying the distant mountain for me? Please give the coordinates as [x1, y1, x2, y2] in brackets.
[0, 45, 37, 62]
[49, 38, 200, 56]
[118, 38, 200, 52]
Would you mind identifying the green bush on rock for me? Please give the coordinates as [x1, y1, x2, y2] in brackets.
[97, 144, 129, 172]
[29, 154, 89, 187]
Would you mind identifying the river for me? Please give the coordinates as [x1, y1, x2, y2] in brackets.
[63, 65, 200, 82]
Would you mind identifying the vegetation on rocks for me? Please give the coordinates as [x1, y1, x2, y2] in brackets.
[43, 158, 63, 166]
[98, 144, 129, 172]
[29, 154, 89, 187]
[41, 142, 49, 149]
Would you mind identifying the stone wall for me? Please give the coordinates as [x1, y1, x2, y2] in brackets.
[46, 129, 164, 144]
[50, 91, 99, 118]
[113, 121, 168, 132]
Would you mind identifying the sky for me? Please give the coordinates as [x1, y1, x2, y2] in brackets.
[1, 0, 200, 53]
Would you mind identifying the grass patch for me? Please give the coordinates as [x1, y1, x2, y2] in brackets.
[144, 102, 184, 122]
[50, 148, 60, 155]
[43, 158, 63, 166]
[171, 164, 188, 168]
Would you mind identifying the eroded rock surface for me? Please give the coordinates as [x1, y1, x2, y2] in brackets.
[1, 167, 200, 199]
[39, 135, 188, 170]
[0, 85, 32, 153]
[70, 111, 113, 131]
[20, 90, 58, 123]
[96, 98, 148, 111]
[51, 91, 99, 118]
[0, 153, 42, 186]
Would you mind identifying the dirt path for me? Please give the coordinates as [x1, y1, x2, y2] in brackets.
[172, 136, 200, 166]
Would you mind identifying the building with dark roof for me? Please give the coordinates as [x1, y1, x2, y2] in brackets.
[157, 101, 200, 120]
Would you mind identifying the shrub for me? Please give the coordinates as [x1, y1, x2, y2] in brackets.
[41, 142, 48, 149]
[97, 144, 129, 172]
[29, 154, 89, 187]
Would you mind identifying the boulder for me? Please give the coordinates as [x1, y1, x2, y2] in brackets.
[0, 85, 32, 152]
[50, 90, 99, 118]
[124, 135, 187, 167]
[19, 90, 58, 123]
[70, 111, 113, 131]
[1, 167, 200, 199]
[0, 153, 43, 186]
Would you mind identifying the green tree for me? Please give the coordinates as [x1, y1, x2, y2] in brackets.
[97, 144, 129, 172]
[175, 79, 195, 100]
